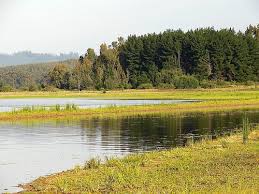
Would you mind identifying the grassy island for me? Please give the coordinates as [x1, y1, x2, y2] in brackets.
[0, 88, 259, 121]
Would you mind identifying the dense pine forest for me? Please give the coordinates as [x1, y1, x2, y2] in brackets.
[1, 25, 259, 91]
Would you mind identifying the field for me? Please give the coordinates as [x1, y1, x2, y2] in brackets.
[0, 87, 258, 100]
[20, 127, 259, 193]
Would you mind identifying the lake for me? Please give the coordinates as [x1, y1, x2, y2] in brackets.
[0, 98, 197, 112]
[0, 109, 258, 192]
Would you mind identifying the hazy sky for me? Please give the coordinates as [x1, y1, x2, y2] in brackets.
[0, 0, 258, 55]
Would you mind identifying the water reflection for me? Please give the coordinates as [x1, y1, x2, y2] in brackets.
[0, 110, 258, 192]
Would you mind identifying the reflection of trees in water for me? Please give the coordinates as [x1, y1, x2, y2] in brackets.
[74, 111, 259, 152]
[78, 118, 124, 151]
[1, 111, 258, 152]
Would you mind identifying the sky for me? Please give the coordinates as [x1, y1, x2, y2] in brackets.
[0, 0, 258, 55]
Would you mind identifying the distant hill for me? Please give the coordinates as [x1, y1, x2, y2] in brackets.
[0, 59, 77, 88]
[0, 51, 79, 66]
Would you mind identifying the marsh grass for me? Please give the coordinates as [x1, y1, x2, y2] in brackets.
[11, 104, 79, 114]
[2, 98, 259, 122]
[21, 128, 259, 193]
[242, 114, 250, 144]
[0, 88, 259, 100]
[84, 158, 101, 169]
[0, 88, 257, 121]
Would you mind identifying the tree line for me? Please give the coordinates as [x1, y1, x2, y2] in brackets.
[1, 25, 259, 91]
[47, 25, 259, 90]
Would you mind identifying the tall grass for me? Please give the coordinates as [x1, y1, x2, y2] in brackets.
[2, 98, 259, 121]
[12, 104, 78, 114]
[242, 114, 250, 144]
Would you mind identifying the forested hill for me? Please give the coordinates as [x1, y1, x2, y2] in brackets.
[0, 60, 76, 91]
[46, 25, 258, 90]
[0, 51, 79, 66]
[0, 25, 258, 91]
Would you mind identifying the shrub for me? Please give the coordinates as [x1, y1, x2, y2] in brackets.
[200, 80, 217, 89]
[122, 83, 132, 89]
[29, 84, 38, 91]
[245, 81, 255, 86]
[42, 85, 59, 92]
[137, 83, 153, 89]
[216, 80, 231, 87]
[20, 87, 29, 91]
[157, 83, 175, 89]
[174, 75, 199, 89]
[0, 85, 13, 92]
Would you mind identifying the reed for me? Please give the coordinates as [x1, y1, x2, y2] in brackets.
[242, 114, 250, 144]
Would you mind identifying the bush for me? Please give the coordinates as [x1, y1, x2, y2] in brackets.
[42, 85, 58, 92]
[174, 75, 199, 89]
[29, 84, 38, 91]
[245, 81, 255, 86]
[216, 80, 231, 87]
[157, 83, 175, 89]
[137, 83, 153, 89]
[19, 87, 29, 91]
[0, 85, 13, 92]
[200, 80, 217, 89]
[121, 83, 132, 89]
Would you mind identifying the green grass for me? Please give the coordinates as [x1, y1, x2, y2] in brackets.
[13, 104, 78, 113]
[0, 98, 259, 121]
[0, 88, 259, 100]
[0, 88, 258, 121]
[21, 128, 259, 193]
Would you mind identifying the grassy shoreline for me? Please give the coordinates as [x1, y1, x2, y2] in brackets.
[20, 128, 259, 193]
[5, 88, 258, 193]
[0, 88, 258, 121]
[0, 88, 258, 100]
[1, 99, 259, 121]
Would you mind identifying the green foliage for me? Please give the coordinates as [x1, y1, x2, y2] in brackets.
[0, 60, 76, 89]
[157, 83, 175, 89]
[0, 84, 13, 92]
[174, 75, 199, 89]
[199, 80, 217, 89]
[29, 84, 38, 91]
[2, 26, 259, 91]
[41, 85, 59, 92]
[137, 83, 153, 89]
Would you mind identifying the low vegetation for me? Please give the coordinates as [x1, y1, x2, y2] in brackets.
[0, 99, 258, 121]
[0, 87, 258, 99]
[20, 127, 259, 193]
[0, 88, 257, 121]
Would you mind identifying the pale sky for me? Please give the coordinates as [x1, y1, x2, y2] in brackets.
[0, 0, 258, 55]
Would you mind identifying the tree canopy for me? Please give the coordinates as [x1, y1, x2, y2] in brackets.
[1, 25, 259, 91]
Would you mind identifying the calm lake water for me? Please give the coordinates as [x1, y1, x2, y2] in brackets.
[0, 98, 196, 112]
[0, 110, 259, 192]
